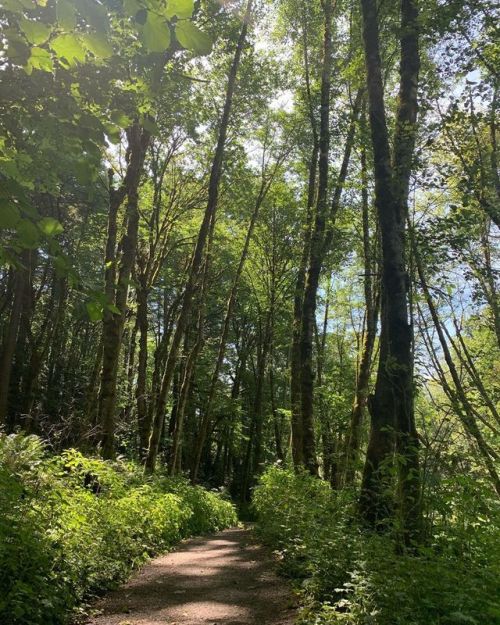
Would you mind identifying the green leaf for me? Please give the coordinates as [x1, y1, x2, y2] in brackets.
[103, 123, 122, 144]
[122, 0, 141, 17]
[0, 179, 38, 218]
[134, 8, 147, 24]
[81, 32, 113, 59]
[1, 0, 35, 13]
[141, 116, 160, 135]
[5, 34, 31, 65]
[107, 303, 122, 315]
[110, 110, 132, 127]
[26, 46, 53, 72]
[86, 300, 103, 322]
[56, 0, 77, 30]
[50, 34, 86, 66]
[39, 217, 64, 236]
[175, 20, 212, 55]
[53, 255, 70, 277]
[140, 12, 171, 53]
[16, 219, 40, 248]
[0, 203, 21, 228]
[19, 17, 51, 45]
[78, 0, 109, 32]
[166, 0, 193, 19]
[73, 160, 96, 184]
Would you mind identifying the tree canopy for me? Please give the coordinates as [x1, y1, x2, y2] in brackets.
[0, 0, 499, 621]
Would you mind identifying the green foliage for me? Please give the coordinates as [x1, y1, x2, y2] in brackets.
[140, 12, 171, 53]
[0, 433, 237, 625]
[254, 467, 500, 625]
[1, 0, 210, 69]
[175, 20, 213, 55]
[160, 477, 238, 535]
[0, 0, 213, 270]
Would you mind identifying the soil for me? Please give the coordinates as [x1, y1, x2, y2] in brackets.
[86, 527, 297, 625]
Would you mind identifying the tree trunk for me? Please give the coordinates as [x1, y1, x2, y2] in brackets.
[241, 315, 271, 501]
[252, 311, 272, 476]
[147, 289, 180, 440]
[269, 347, 284, 463]
[290, 1, 319, 471]
[136, 285, 150, 459]
[413, 238, 500, 496]
[299, 0, 333, 476]
[0, 251, 29, 427]
[290, 142, 317, 469]
[172, 232, 212, 476]
[359, 0, 421, 541]
[99, 123, 150, 459]
[343, 141, 379, 486]
[85, 337, 104, 432]
[479, 223, 500, 349]
[170, 325, 203, 475]
[145, 0, 252, 473]
[190, 165, 273, 481]
[22, 273, 67, 425]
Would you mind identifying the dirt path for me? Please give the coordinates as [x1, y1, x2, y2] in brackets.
[87, 527, 297, 625]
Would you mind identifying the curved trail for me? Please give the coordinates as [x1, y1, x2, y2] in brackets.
[87, 527, 297, 625]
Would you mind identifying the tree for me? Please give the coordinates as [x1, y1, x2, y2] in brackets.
[145, 0, 254, 473]
[359, 0, 422, 540]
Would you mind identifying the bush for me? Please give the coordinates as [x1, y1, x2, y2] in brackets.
[160, 477, 239, 535]
[253, 466, 500, 625]
[0, 433, 237, 625]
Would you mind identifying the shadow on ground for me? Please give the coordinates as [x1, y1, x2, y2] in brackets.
[86, 527, 297, 625]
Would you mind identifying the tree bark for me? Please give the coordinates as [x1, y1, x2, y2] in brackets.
[99, 123, 150, 459]
[136, 284, 150, 459]
[172, 224, 212, 476]
[299, 0, 333, 476]
[344, 140, 379, 486]
[359, 0, 421, 541]
[190, 158, 277, 481]
[145, 0, 252, 473]
[241, 311, 271, 500]
[269, 311, 285, 463]
[147, 288, 181, 441]
[290, 0, 319, 471]
[22, 272, 67, 424]
[0, 251, 30, 427]
[316, 278, 334, 481]
[290, 142, 317, 469]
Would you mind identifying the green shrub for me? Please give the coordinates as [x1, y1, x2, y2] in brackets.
[161, 477, 238, 535]
[254, 466, 500, 625]
[0, 433, 237, 625]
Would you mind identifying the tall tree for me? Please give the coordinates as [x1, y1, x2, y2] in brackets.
[98, 124, 151, 459]
[298, 0, 333, 475]
[343, 136, 380, 486]
[359, 0, 422, 540]
[145, 0, 254, 472]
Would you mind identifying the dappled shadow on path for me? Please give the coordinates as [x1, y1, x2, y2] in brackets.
[86, 528, 296, 625]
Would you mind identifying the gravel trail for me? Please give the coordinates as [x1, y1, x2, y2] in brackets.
[87, 527, 297, 625]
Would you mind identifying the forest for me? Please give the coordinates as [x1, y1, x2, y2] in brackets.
[0, 0, 499, 623]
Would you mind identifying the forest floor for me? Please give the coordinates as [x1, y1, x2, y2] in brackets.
[86, 527, 297, 625]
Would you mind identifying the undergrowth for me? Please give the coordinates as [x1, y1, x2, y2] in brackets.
[0, 433, 237, 625]
[253, 467, 500, 625]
